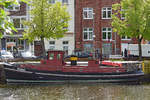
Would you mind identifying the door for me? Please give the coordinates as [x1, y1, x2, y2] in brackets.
[121, 43, 129, 57]
[34, 41, 43, 56]
[102, 43, 112, 58]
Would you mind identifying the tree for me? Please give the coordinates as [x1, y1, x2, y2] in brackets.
[23, 0, 70, 58]
[0, 0, 28, 37]
[112, 0, 150, 60]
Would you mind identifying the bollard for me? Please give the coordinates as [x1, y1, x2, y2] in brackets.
[142, 62, 145, 73]
[70, 55, 78, 66]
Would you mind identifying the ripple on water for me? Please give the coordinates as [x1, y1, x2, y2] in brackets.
[0, 83, 150, 100]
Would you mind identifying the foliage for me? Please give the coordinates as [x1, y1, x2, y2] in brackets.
[23, 0, 70, 42]
[0, 0, 28, 38]
[112, 0, 150, 60]
[23, 0, 70, 57]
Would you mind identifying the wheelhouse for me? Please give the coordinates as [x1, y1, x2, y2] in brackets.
[41, 50, 65, 66]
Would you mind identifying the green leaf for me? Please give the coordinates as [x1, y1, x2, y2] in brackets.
[22, 0, 71, 57]
[112, 0, 150, 60]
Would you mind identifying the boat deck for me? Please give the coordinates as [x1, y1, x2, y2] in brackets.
[65, 63, 120, 68]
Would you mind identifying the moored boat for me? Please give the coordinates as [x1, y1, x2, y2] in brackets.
[3, 50, 144, 84]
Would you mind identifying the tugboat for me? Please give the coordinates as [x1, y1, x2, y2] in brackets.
[3, 50, 144, 83]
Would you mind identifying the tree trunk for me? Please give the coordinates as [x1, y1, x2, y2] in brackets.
[40, 0, 46, 58]
[41, 37, 46, 58]
[138, 38, 142, 61]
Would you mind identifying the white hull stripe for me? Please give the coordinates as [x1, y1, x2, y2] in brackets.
[36, 72, 144, 78]
[4, 67, 144, 78]
[4, 68, 33, 74]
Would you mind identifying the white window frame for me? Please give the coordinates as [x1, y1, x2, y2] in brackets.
[83, 28, 93, 41]
[102, 27, 112, 40]
[121, 36, 131, 40]
[18, 39, 25, 51]
[62, 41, 69, 52]
[11, 16, 27, 30]
[49, 41, 55, 50]
[6, 38, 25, 51]
[83, 8, 93, 19]
[102, 7, 112, 19]
[5, 4, 20, 11]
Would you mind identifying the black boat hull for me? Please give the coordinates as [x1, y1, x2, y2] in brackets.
[3, 64, 145, 84]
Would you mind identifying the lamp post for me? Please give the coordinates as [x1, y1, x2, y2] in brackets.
[114, 32, 117, 55]
[127, 43, 130, 58]
[93, 34, 96, 59]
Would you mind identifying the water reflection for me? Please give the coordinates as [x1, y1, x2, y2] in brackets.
[0, 83, 150, 100]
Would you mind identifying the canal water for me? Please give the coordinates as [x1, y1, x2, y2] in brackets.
[0, 83, 150, 100]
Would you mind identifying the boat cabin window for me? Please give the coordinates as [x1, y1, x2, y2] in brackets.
[49, 53, 54, 60]
[57, 54, 61, 60]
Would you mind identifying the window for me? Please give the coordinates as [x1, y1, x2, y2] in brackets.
[6, 38, 25, 51]
[63, 26, 68, 30]
[49, 41, 55, 50]
[6, 38, 16, 51]
[83, 8, 93, 19]
[63, 41, 69, 55]
[83, 28, 93, 41]
[18, 40, 25, 50]
[63, 46, 68, 52]
[102, 27, 112, 40]
[62, 0, 68, 4]
[102, 7, 112, 19]
[48, 0, 55, 4]
[121, 36, 131, 40]
[83, 44, 93, 52]
[63, 46, 68, 56]
[49, 53, 54, 60]
[63, 41, 68, 45]
[5, 4, 20, 11]
[6, 38, 16, 42]
[57, 54, 61, 59]
[121, 9, 125, 19]
[12, 17, 26, 30]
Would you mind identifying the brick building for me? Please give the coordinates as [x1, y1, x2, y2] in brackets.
[75, 0, 138, 58]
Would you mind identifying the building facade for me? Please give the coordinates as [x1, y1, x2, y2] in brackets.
[2, 0, 143, 58]
[2, 0, 75, 56]
[1, 2, 30, 54]
[43, 0, 75, 56]
[33, 0, 75, 56]
[75, 0, 138, 58]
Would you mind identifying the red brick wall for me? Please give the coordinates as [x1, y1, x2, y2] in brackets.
[9, 2, 26, 16]
[75, 0, 137, 55]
